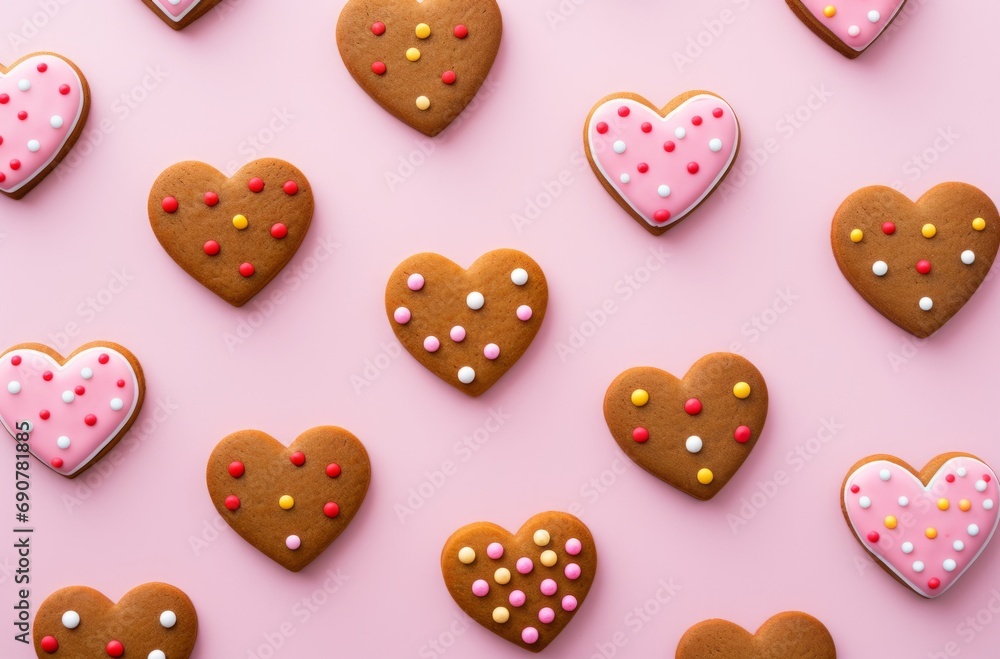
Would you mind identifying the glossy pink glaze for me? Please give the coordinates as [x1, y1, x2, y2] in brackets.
[798, 0, 906, 51]
[150, 0, 203, 20]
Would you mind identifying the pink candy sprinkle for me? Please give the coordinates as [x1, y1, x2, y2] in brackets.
[393, 307, 411, 324]
[516, 557, 533, 574]
[516, 305, 532, 321]
[285, 535, 301, 550]
[561, 595, 578, 612]
[487, 542, 504, 559]
[472, 580, 489, 597]
[407, 273, 425, 291]
[484, 343, 500, 360]
[565, 538, 582, 555]
[522, 628, 539, 644]
[509, 590, 526, 607]
[565, 563, 581, 580]
[423, 336, 440, 352]
[540, 579, 558, 596]
[450, 326, 466, 342]
[538, 607, 555, 624]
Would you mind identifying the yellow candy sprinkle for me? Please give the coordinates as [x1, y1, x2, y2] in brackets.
[823, 6, 836, 18]
[416, 95, 431, 111]
[922, 223, 937, 238]
[631, 389, 649, 406]
[540, 550, 558, 567]
[925, 527, 938, 539]
[850, 229, 863, 243]
[733, 382, 751, 399]
[960, 499, 972, 511]
[494, 568, 511, 584]
[697, 468, 714, 485]
[938, 498, 950, 511]
[533, 529, 551, 547]
[884, 515, 897, 529]
[233, 214, 248, 230]
[415, 23, 431, 39]
[492, 607, 510, 624]
[973, 217, 986, 231]
[458, 547, 476, 564]
[278, 495, 294, 510]
[406, 47, 421, 62]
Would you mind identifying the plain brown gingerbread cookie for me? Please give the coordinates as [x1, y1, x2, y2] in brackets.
[441, 511, 597, 653]
[206, 426, 371, 572]
[148, 158, 314, 307]
[604, 353, 768, 500]
[676, 612, 836, 658]
[139, 0, 223, 30]
[336, 0, 502, 136]
[831, 183, 1000, 338]
[33, 583, 198, 658]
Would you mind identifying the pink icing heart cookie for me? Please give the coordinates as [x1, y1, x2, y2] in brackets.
[842, 453, 998, 598]
[0, 52, 89, 200]
[0, 342, 144, 478]
[786, 0, 907, 59]
[141, 0, 223, 30]
[585, 91, 740, 236]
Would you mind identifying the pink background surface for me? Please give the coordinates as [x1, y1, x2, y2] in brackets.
[2, 1, 999, 657]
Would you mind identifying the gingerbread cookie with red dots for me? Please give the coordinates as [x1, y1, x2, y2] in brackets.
[604, 353, 768, 501]
[831, 183, 1000, 338]
[148, 158, 314, 307]
[441, 512, 596, 653]
[676, 611, 837, 659]
[140, 0, 223, 30]
[786, 0, 907, 59]
[386, 249, 547, 397]
[585, 91, 740, 236]
[842, 453, 998, 599]
[34, 582, 197, 658]
[0, 342, 144, 478]
[206, 426, 371, 572]
[336, 0, 502, 136]
[0, 52, 90, 199]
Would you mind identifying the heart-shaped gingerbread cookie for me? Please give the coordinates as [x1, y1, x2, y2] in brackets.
[206, 426, 371, 572]
[336, 0, 502, 136]
[148, 158, 314, 307]
[676, 612, 837, 659]
[140, 0, 222, 29]
[0, 52, 90, 199]
[842, 453, 998, 598]
[604, 353, 768, 500]
[0, 342, 144, 478]
[786, 0, 906, 59]
[441, 512, 596, 653]
[585, 91, 740, 235]
[386, 249, 547, 397]
[34, 582, 197, 658]
[831, 183, 1000, 338]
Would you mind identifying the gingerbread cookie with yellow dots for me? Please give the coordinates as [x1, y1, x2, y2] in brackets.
[831, 183, 1000, 338]
[441, 512, 596, 653]
[336, 0, 502, 136]
[604, 353, 768, 501]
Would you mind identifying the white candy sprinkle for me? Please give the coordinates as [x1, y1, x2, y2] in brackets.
[975, 480, 988, 492]
[912, 561, 924, 573]
[685, 436, 703, 454]
[943, 559, 957, 572]
[674, 127, 686, 140]
[17, 79, 30, 92]
[953, 540, 965, 551]
[50, 115, 64, 129]
[919, 297, 933, 311]
[466, 292, 485, 310]
[969, 524, 980, 536]
[868, 10, 881, 22]
[110, 398, 124, 412]
[27, 140, 40, 153]
[957, 467, 968, 477]
[962, 250, 975, 265]
[620, 173, 631, 184]
[458, 367, 475, 384]
[984, 499, 994, 510]
[901, 542, 913, 554]
[81, 367, 93, 380]
[62, 611, 80, 629]
[62, 390, 75, 403]
[657, 185, 671, 198]
[879, 468, 891, 481]
[613, 140, 626, 154]
[7, 381, 21, 395]
[511, 268, 528, 286]
[708, 138, 723, 152]
[160, 611, 177, 628]
[859, 496, 871, 509]
[57, 436, 71, 449]
[848, 25, 861, 37]
[898, 496, 909, 507]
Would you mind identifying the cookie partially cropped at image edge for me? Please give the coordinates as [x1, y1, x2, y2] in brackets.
[0, 342, 144, 478]
[441, 512, 596, 653]
[0, 52, 90, 199]
[336, 0, 502, 136]
[148, 158, 315, 307]
[140, 0, 223, 29]
[831, 183, 1000, 338]
[584, 91, 740, 236]
[676, 612, 837, 659]
[786, 0, 907, 59]
[206, 426, 371, 572]
[842, 453, 998, 599]
[33, 583, 198, 658]
[604, 353, 767, 500]
[386, 249, 547, 397]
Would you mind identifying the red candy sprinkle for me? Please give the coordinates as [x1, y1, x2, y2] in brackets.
[916, 260, 931, 274]
[691, 116, 703, 126]
[11, 355, 21, 366]
[850, 484, 860, 494]
[713, 108, 724, 118]
[454, 24, 469, 38]
[324, 502, 340, 518]
[946, 474, 955, 483]
[684, 398, 702, 415]
[40, 410, 50, 420]
[372, 61, 387, 75]
[270, 224, 288, 239]
[653, 209, 671, 224]
[59, 84, 70, 95]
[687, 162, 700, 174]
[162, 196, 179, 213]
[203, 240, 221, 256]
[0, 173, 5, 183]
[248, 177, 265, 193]
[326, 463, 341, 478]
[10, 159, 21, 170]
[204, 191, 219, 206]
[240, 262, 255, 277]
[663, 141, 676, 152]
[225, 495, 241, 511]
[867, 531, 880, 543]
[37, 62, 48, 73]
[929, 578, 941, 590]
[116, 379, 125, 388]
[99, 354, 109, 364]
[986, 475, 992, 482]
[85, 414, 97, 426]
[734, 425, 751, 443]
[596, 122, 608, 134]
[0, 94, 8, 104]
[618, 106, 630, 117]
[637, 163, 649, 174]
[43, 371, 53, 381]
[41, 636, 58, 653]
[882, 222, 896, 235]
[290, 451, 306, 467]
[228, 461, 245, 478]
[0, 137, 3, 146]
[283, 180, 298, 195]
[641, 122, 652, 133]
[442, 70, 457, 85]
[17, 111, 27, 121]
[74, 385, 85, 396]
[371, 21, 386, 35]
[632, 427, 649, 443]
[51, 457, 64, 468]
[106, 640, 125, 657]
